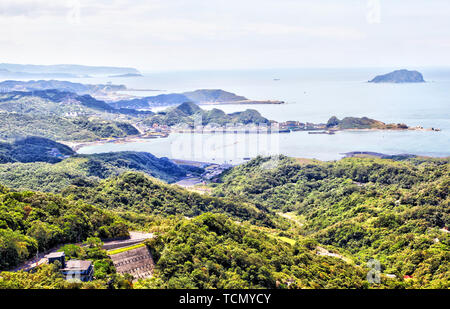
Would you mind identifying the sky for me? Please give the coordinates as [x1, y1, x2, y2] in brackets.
[1, 0, 450, 72]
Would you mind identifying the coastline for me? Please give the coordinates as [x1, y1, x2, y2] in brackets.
[61, 125, 441, 153]
[59, 135, 150, 152]
[199, 99, 285, 105]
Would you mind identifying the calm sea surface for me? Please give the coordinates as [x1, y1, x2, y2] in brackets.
[70, 68, 449, 163]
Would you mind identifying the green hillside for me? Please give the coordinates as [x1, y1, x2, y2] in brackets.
[137, 213, 369, 289]
[0, 113, 139, 142]
[0, 137, 74, 164]
[0, 90, 115, 115]
[144, 102, 270, 127]
[61, 172, 275, 226]
[0, 152, 189, 192]
[0, 185, 129, 270]
[212, 156, 450, 288]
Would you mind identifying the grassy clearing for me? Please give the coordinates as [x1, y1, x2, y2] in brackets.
[266, 233, 296, 246]
[107, 243, 146, 255]
[276, 211, 305, 227]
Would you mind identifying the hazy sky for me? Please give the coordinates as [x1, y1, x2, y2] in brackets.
[1, 0, 450, 71]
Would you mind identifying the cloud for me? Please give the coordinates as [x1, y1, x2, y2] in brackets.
[0, 0, 449, 70]
[0, 0, 68, 17]
[242, 23, 365, 40]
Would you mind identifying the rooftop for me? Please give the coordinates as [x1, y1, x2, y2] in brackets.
[46, 252, 65, 259]
[61, 260, 92, 271]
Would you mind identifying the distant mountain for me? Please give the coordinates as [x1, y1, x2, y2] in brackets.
[369, 69, 425, 83]
[0, 63, 140, 77]
[174, 101, 203, 116]
[109, 93, 190, 109]
[61, 172, 273, 224]
[0, 71, 83, 78]
[0, 80, 126, 95]
[183, 89, 247, 102]
[108, 89, 248, 109]
[0, 89, 152, 117]
[0, 151, 193, 192]
[108, 73, 143, 78]
[0, 90, 147, 142]
[144, 102, 270, 127]
[0, 113, 140, 142]
[0, 89, 115, 114]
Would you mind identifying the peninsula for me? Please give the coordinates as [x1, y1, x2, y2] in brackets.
[138, 104, 438, 137]
[0, 63, 140, 78]
[109, 89, 285, 109]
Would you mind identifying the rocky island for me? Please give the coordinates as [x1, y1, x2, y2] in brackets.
[325, 116, 411, 130]
[369, 69, 425, 83]
[108, 73, 143, 78]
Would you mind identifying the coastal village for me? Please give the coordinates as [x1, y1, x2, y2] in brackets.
[137, 120, 329, 135]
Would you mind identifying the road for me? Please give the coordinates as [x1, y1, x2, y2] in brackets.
[8, 231, 154, 272]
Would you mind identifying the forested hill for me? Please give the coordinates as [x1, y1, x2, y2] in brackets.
[143, 102, 270, 127]
[109, 89, 247, 109]
[0, 89, 115, 114]
[0, 63, 140, 77]
[0, 113, 139, 142]
[1, 155, 447, 288]
[0, 185, 129, 270]
[0, 151, 191, 192]
[140, 213, 369, 289]
[61, 172, 275, 227]
[0, 89, 152, 118]
[212, 155, 450, 288]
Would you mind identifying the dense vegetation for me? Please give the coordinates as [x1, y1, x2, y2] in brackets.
[0, 151, 189, 192]
[143, 102, 269, 127]
[110, 89, 247, 109]
[0, 113, 139, 141]
[0, 185, 129, 270]
[0, 147, 448, 289]
[212, 155, 450, 288]
[0, 137, 74, 164]
[0, 237, 133, 289]
[326, 116, 408, 130]
[0, 90, 115, 115]
[61, 172, 275, 227]
[136, 213, 369, 289]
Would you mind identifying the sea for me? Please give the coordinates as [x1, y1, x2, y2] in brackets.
[58, 68, 450, 163]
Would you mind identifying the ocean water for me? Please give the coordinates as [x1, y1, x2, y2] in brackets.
[52, 68, 450, 162]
